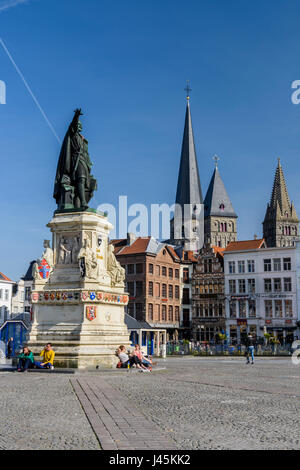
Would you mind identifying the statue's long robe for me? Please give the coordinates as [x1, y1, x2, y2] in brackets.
[53, 126, 91, 203]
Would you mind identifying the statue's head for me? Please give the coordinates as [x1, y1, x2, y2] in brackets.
[78, 121, 83, 132]
[43, 240, 50, 249]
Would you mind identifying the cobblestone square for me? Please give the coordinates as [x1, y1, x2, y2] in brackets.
[0, 357, 299, 450]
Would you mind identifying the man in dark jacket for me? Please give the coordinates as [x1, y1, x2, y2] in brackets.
[245, 334, 255, 364]
[7, 337, 13, 358]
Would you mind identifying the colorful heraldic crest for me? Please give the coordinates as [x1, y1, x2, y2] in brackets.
[86, 305, 97, 321]
[38, 259, 50, 279]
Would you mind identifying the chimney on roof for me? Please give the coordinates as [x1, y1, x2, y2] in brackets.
[127, 233, 136, 246]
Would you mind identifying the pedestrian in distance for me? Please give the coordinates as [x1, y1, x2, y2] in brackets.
[17, 346, 35, 372]
[245, 334, 255, 365]
[7, 337, 13, 358]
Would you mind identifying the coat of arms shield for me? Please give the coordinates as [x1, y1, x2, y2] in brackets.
[86, 305, 97, 321]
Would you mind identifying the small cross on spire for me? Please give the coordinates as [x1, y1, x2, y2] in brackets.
[184, 80, 192, 101]
[213, 154, 220, 168]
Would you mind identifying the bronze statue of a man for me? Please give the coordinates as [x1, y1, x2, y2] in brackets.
[53, 108, 97, 211]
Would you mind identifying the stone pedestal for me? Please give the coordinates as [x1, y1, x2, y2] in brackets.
[29, 210, 130, 368]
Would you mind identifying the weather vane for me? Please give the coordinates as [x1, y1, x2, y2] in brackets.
[213, 154, 220, 168]
[184, 80, 192, 100]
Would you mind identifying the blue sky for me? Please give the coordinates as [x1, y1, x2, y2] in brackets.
[1, 0, 300, 281]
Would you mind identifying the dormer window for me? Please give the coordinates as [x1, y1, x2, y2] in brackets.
[219, 204, 225, 211]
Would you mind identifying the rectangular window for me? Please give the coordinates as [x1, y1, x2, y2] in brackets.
[169, 268, 173, 278]
[148, 281, 153, 296]
[264, 259, 271, 272]
[182, 288, 189, 303]
[127, 264, 134, 274]
[248, 299, 256, 318]
[275, 300, 283, 318]
[284, 300, 293, 318]
[156, 304, 160, 321]
[136, 281, 143, 297]
[283, 258, 291, 271]
[168, 305, 173, 322]
[175, 285, 180, 299]
[238, 279, 246, 294]
[238, 261, 245, 273]
[25, 287, 31, 301]
[5, 290, 9, 301]
[265, 300, 273, 318]
[148, 263, 153, 274]
[264, 279, 272, 293]
[162, 266, 167, 276]
[247, 260, 255, 273]
[284, 278, 292, 292]
[238, 300, 246, 318]
[136, 263, 143, 274]
[175, 306, 180, 321]
[273, 258, 281, 271]
[183, 268, 189, 282]
[248, 279, 255, 294]
[148, 303, 153, 321]
[155, 283, 160, 297]
[228, 261, 235, 274]
[162, 305, 167, 321]
[162, 284, 167, 297]
[274, 278, 281, 292]
[175, 269, 179, 279]
[127, 282, 135, 296]
[168, 285, 173, 299]
[135, 303, 143, 321]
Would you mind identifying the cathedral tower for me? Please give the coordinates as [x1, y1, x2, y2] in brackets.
[170, 90, 204, 252]
[204, 157, 237, 248]
[263, 159, 299, 247]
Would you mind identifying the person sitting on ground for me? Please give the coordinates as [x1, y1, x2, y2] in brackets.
[132, 344, 151, 370]
[117, 345, 146, 370]
[17, 346, 35, 372]
[35, 343, 55, 369]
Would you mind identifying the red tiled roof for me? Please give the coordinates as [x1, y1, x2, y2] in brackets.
[165, 245, 181, 261]
[181, 250, 198, 262]
[224, 239, 265, 252]
[117, 237, 151, 255]
[0, 272, 12, 282]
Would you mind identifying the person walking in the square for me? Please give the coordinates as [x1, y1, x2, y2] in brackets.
[245, 334, 255, 364]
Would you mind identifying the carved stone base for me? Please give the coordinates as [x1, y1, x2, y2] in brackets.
[28, 211, 130, 368]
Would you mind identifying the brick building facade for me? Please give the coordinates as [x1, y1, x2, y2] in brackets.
[112, 236, 181, 340]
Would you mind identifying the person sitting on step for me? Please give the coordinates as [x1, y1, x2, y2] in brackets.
[35, 343, 55, 369]
[17, 346, 35, 372]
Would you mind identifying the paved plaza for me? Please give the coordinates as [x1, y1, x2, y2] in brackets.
[0, 357, 299, 450]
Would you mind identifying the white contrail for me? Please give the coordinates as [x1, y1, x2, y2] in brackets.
[0, 38, 61, 143]
[0, 0, 28, 12]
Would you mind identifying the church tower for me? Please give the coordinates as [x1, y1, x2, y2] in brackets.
[204, 157, 238, 248]
[263, 159, 299, 247]
[170, 87, 204, 252]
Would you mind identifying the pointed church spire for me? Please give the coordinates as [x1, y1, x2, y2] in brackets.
[204, 160, 237, 218]
[170, 86, 204, 251]
[263, 159, 299, 247]
[204, 158, 237, 248]
[269, 158, 291, 213]
[175, 96, 203, 208]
